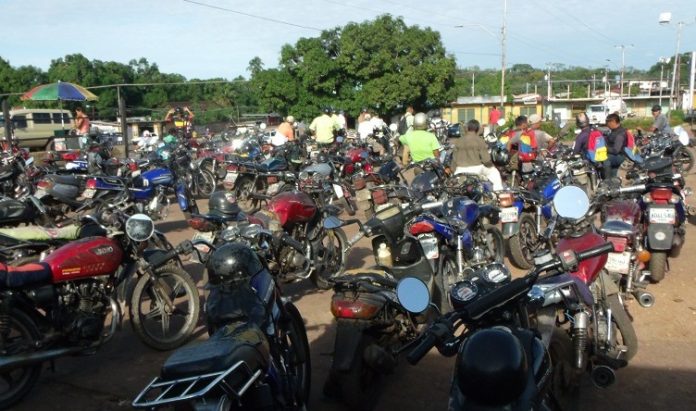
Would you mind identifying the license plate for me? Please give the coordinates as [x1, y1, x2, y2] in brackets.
[35, 189, 47, 199]
[192, 231, 216, 261]
[649, 207, 676, 224]
[605, 252, 631, 274]
[500, 207, 519, 223]
[419, 235, 439, 259]
[333, 184, 344, 198]
[225, 172, 238, 184]
[83, 188, 96, 199]
[131, 169, 141, 178]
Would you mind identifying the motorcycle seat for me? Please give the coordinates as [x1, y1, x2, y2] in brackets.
[49, 174, 82, 186]
[0, 262, 52, 289]
[161, 322, 269, 379]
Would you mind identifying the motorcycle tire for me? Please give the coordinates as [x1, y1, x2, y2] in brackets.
[0, 308, 42, 409]
[484, 224, 505, 264]
[310, 228, 347, 290]
[648, 251, 667, 283]
[194, 169, 216, 198]
[280, 301, 312, 406]
[675, 147, 694, 173]
[507, 214, 538, 270]
[326, 336, 382, 411]
[129, 265, 200, 351]
[548, 328, 581, 411]
[234, 176, 260, 214]
[606, 294, 639, 361]
[436, 254, 459, 313]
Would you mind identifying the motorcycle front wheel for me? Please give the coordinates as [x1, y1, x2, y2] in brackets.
[234, 176, 260, 214]
[194, 169, 216, 198]
[605, 294, 638, 361]
[506, 214, 539, 270]
[129, 265, 200, 351]
[0, 309, 42, 409]
[674, 147, 694, 173]
[548, 328, 581, 411]
[310, 228, 347, 290]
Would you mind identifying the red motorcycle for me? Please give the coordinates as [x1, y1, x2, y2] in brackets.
[0, 212, 200, 409]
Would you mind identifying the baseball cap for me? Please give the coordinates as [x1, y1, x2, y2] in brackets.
[528, 114, 542, 125]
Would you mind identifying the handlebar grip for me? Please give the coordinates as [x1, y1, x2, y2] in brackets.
[422, 201, 444, 211]
[178, 240, 194, 255]
[463, 276, 532, 321]
[149, 249, 178, 270]
[576, 242, 615, 261]
[406, 333, 438, 365]
[281, 235, 305, 253]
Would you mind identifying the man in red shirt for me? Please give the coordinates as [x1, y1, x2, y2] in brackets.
[488, 106, 502, 133]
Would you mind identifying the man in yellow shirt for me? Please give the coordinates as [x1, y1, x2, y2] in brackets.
[309, 107, 338, 145]
[399, 112, 441, 164]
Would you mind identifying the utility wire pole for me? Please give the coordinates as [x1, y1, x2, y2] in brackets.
[500, 0, 508, 113]
[615, 44, 633, 99]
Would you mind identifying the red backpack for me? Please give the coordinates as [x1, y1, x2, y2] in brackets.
[625, 129, 637, 154]
[518, 130, 538, 162]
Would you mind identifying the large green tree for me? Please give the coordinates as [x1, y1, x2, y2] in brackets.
[250, 15, 457, 121]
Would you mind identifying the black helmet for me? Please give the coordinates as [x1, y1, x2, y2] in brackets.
[322, 106, 331, 114]
[174, 106, 183, 115]
[576, 112, 589, 128]
[208, 191, 243, 221]
[206, 242, 265, 285]
[651, 104, 662, 113]
[491, 146, 510, 166]
[455, 327, 528, 406]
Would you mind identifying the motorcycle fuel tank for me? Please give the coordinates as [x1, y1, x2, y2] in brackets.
[556, 232, 608, 285]
[267, 191, 317, 228]
[43, 237, 124, 282]
[141, 168, 174, 187]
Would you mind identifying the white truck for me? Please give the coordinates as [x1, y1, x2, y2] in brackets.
[587, 99, 628, 125]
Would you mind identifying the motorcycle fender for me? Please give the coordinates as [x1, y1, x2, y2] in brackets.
[332, 322, 369, 371]
[599, 271, 620, 296]
[502, 221, 520, 239]
[647, 223, 674, 250]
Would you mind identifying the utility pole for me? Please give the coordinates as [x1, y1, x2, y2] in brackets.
[671, 22, 684, 110]
[615, 44, 633, 99]
[690, 51, 696, 114]
[471, 72, 475, 96]
[500, 0, 508, 113]
[659, 57, 669, 107]
[592, 74, 596, 95]
[2, 99, 11, 144]
[118, 86, 128, 158]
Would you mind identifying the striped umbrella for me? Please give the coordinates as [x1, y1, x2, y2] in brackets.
[21, 81, 98, 102]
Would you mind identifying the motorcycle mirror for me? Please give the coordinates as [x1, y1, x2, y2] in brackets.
[323, 215, 343, 229]
[259, 123, 267, 130]
[674, 126, 689, 146]
[552, 186, 590, 220]
[396, 277, 430, 313]
[125, 213, 155, 242]
[389, 123, 398, 132]
[496, 119, 506, 127]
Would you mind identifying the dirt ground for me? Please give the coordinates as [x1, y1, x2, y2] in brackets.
[11, 168, 696, 411]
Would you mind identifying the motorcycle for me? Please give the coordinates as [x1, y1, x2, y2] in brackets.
[397, 225, 615, 409]
[132, 228, 311, 411]
[0, 212, 200, 409]
[0, 195, 51, 227]
[0, 146, 33, 198]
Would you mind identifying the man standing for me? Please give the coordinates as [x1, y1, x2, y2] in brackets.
[605, 113, 626, 178]
[357, 108, 370, 125]
[357, 114, 374, 141]
[528, 113, 555, 151]
[404, 105, 415, 133]
[489, 105, 502, 133]
[309, 107, 338, 145]
[74, 106, 90, 148]
[649, 105, 672, 135]
[399, 112, 441, 164]
[452, 119, 503, 190]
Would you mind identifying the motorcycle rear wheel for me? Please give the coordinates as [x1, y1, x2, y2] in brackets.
[606, 294, 638, 361]
[648, 251, 667, 283]
[548, 328, 581, 411]
[483, 224, 505, 263]
[234, 176, 260, 214]
[326, 336, 382, 411]
[194, 169, 216, 198]
[129, 265, 200, 351]
[279, 301, 311, 406]
[674, 147, 694, 173]
[310, 228, 347, 290]
[506, 213, 538, 270]
[0, 309, 42, 409]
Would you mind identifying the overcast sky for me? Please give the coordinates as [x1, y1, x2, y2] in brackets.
[1, 0, 695, 79]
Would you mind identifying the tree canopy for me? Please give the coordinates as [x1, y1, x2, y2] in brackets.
[249, 15, 457, 120]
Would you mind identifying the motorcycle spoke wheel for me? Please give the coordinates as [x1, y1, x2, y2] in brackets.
[0, 310, 42, 409]
[130, 266, 200, 351]
[483, 225, 505, 263]
[195, 170, 216, 198]
[310, 228, 347, 290]
[277, 302, 311, 405]
[234, 178, 258, 214]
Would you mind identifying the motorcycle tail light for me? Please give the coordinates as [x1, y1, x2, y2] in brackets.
[128, 161, 138, 171]
[85, 178, 97, 190]
[227, 164, 238, 172]
[371, 189, 387, 205]
[63, 152, 79, 161]
[606, 236, 627, 252]
[37, 180, 52, 190]
[669, 194, 680, 204]
[188, 217, 215, 232]
[330, 298, 380, 319]
[650, 188, 673, 204]
[409, 221, 435, 235]
[498, 192, 514, 207]
[637, 249, 651, 263]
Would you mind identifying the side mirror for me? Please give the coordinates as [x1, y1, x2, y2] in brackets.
[553, 186, 590, 220]
[259, 123, 267, 130]
[389, 123, 398, 132]
[323, 215, 343, 229]
[396, 277, 430, 313]
[497, 119, 506, 127]
[674, 126, 689, 146]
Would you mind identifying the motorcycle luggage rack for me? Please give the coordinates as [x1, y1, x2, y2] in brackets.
[132, 360, 262, 408]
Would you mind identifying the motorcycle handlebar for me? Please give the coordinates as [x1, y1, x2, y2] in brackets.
[576, 242, 615, 262]
[406, 333, 438, 365]
[149, 240, 193, 270]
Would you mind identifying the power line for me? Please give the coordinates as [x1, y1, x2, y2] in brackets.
[182, 0, 322, 32]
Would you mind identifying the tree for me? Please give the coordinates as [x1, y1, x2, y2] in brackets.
[249, 15, 456, 120]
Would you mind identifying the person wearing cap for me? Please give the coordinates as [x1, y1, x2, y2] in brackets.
[452, 119, 504, 190]
[309, 107, 339, 145]
[649, 105, 672, 135]
[528, 113, 555, 151]
[277, 115, 295, 141]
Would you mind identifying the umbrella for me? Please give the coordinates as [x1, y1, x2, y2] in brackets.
[20, 81, 98, 129]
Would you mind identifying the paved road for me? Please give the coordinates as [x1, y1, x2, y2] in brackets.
[12, 171, 696, 411]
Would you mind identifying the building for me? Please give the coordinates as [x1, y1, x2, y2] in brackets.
[442, 94, 542, 125]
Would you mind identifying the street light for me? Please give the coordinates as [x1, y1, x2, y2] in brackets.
[659, 12, 696, 111]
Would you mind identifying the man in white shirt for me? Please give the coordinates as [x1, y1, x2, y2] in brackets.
[358, 114, 375, 140]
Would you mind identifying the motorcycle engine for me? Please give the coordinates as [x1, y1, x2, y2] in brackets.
[56, 280, 111, 343]
[278, 245, 307, 274]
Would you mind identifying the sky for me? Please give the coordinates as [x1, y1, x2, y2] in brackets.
[1, 0, 695, 80]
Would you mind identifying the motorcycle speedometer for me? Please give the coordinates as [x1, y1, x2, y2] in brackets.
[478, 263, 511, 284]
[451, 280, 478, 304]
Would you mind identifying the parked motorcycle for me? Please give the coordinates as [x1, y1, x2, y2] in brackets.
[0, 212, 200, 409]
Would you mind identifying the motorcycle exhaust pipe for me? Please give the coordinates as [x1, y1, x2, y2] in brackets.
[0, 346, 86, 373]
[634, 291, 655, 308]
[591, 365, 616, 388]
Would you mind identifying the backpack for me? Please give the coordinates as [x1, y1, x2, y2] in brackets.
[397, 115, 409, 135]
[625, 129, 637, 154]
[517, 130, 538, 162]
[587, 129, 608, 163]
[499, 129, 515, 145]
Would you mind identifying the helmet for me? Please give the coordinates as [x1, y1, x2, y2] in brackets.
[576, 112, 589, 128]
[208, 191, 243, 221]
[413, 112, 428, 130]
[174, 106, 183, 115]
[322, 106, 331, 114]
[455, 327, 528, 406]
[286, 115, 295, 123]
[206, 242, 265, 285]
[491, 146, 510, 166]
[651, 104, 662, 113]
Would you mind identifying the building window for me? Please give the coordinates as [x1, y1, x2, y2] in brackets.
[33, 113, 52, 124]
[457, 108, 476, 123]
[519, 106, 537, 117]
